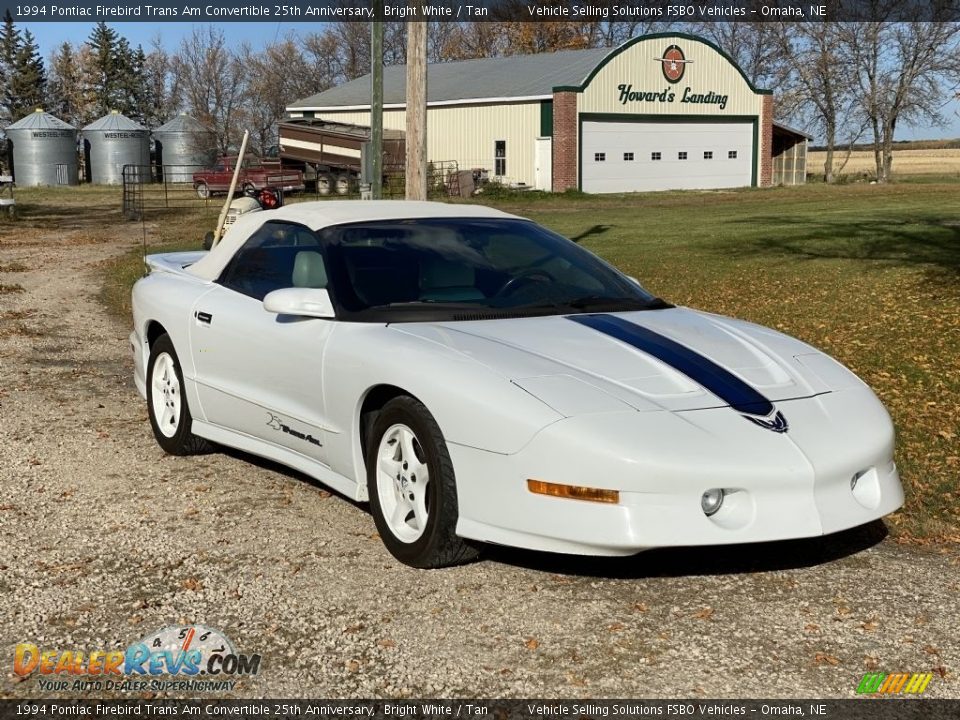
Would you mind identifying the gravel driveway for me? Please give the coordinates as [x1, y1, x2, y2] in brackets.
[0, 217, 956, 699]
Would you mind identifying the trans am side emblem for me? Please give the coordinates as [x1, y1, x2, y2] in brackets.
[266, 412, 322, 447]
[743, 410, 789, 434]
[655, 45, 692, 83]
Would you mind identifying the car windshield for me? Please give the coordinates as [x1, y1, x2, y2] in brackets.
[320, 218, 668, 321]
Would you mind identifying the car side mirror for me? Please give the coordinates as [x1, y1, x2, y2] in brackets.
[263, 288, 336, 319]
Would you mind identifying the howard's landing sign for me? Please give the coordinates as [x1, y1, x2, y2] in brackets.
[615, 43, 729, 111]
[617, 84, 729, 111]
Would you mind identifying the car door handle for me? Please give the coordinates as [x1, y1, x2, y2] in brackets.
[195, 311, 213, 325]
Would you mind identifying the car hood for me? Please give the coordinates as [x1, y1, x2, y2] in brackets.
[394, 308, 863, 416]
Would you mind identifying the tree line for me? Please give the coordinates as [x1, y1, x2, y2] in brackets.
[1, 15, 958, 183]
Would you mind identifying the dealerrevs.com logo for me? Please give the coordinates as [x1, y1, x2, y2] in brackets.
[13, 624, 261, 693]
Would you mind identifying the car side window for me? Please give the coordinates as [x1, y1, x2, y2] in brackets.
[218, 221, 328, 301]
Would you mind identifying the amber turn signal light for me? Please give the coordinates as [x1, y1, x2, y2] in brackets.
[527, 479, 619, 504]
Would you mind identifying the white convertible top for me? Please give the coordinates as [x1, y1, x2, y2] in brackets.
[186, 200, 521, 282]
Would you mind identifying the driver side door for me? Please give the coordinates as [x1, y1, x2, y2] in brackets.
[189, 220, 335, 465]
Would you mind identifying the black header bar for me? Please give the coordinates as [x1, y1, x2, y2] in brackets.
[3, 0, 959, 23]
[1, 700, 959, 720]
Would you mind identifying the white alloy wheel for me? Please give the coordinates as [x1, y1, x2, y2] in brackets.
[376, 423, 430, 543]
[150, 351, 181, 438]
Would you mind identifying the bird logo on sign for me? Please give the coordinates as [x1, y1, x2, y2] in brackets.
[655, 45, 692, 83]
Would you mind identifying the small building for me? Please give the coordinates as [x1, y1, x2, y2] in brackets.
[287, 32, 808, 194]
[82, 111, 150, 185]
[5, 109, 78, 187]
[152, 114, 217, 183]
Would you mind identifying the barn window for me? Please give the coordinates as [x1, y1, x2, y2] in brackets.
[494, 141, 507, 176]
[678, 151, 688, 160]
[704, 151, 714, 160]
[594, 153, 606, 162]
[623, 152, 634, 161]
[728, 150, 738, 159]
[651, 152, 662, 161]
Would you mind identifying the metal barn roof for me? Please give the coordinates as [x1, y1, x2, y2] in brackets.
[152, 114, 213, 135]
[83, 111, 147, 132]
[7, 109, 76, 131]
[288, 47, 611, 110]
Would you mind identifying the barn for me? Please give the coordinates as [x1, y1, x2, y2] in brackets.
[286, 33, 809, 193]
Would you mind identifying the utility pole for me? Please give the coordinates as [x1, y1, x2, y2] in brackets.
[405, 21, 427, 201]
[370, 4, 384, 199]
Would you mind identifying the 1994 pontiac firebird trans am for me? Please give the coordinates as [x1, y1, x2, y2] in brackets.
[131, 201, 904, 567]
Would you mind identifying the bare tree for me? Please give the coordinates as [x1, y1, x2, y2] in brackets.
[242, 36, 341, 155]
[772, 22, 864, 182]
[171, 26, 246, 153]
[142, 35, 175, 127]
[691, 22, 786, 90]
[839, 20, 960, 182]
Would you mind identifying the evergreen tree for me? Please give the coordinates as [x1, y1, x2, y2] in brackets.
[87, 22, 121, 115]
[10, 29, 46, 120]
[0, 10, 22, 122]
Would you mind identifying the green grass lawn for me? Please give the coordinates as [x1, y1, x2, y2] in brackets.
[12, 181, 960, 541]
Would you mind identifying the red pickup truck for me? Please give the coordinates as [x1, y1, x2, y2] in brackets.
[193, 156, 305, 199]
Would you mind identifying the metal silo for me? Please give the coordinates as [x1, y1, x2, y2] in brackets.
[152, 114, 216, 182]
[82, 111, 150, 185]
[5, 109, 78, 186]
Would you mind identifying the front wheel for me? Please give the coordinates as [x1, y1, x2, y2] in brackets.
[195, 182, 210, 199]
[146, 334, 211, 455]
[367, 396, 480, 568]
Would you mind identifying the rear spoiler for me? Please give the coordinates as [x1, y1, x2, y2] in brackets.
[145, 251, 209, 275]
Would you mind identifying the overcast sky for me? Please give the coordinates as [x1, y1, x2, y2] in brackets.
[21, 21, 960, 142]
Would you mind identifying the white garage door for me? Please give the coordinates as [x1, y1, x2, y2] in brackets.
[581, 120, 753, 193]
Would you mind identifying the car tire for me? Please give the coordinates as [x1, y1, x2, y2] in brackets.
[334, 174, 353, 195]
[146, 334, 211, 456]
[366, 396, 480, 568]
[316, 173, 334, 196]
[195, 182, 210, 199]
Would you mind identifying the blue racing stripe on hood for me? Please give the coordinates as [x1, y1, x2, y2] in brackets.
[569, 313, 775, 416]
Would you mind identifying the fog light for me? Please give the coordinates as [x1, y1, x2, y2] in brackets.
[701, 488, 725, 516]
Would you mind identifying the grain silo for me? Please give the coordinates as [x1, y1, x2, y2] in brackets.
[82, 111, 150, 185]
[152, 114, 216, 182]
[5, 109, 78, 187]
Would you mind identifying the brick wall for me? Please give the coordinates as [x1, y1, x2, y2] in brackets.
[552, 91, 578, 192]
[760, 95, 773, 187]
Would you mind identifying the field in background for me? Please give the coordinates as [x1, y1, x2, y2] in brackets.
[808, 148, 960, 179]
[4, 181, 960, 542]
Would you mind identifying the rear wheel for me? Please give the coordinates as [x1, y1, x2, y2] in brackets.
[334, 173, 353, 195]
[147, 334, 210, 456]
[195, 182, 210, 199]
[367, 396, 480, 568]
[316, 173, 334, 196]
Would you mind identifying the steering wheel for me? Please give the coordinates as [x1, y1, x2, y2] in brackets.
[494, 269, 556, 298]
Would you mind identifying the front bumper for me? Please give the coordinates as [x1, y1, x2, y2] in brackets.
[452, 388, 904, 556]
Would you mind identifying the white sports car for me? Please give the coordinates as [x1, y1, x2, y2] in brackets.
[131, 201, 904, 568]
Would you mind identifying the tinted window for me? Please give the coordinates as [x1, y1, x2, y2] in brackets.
[219, 221, 328, 301]
[319, 218, 662, 321]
